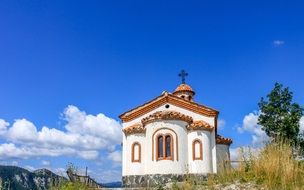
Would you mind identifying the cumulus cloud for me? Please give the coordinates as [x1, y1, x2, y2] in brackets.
[0, 105, 122, 160]
[231, 113, 304, 164]
[63, 105, 122, 148]
[0, 119, 9, 136]
[107, 150, 122, 162]
[273, 40, 285, 47]
[237, 111, 269, 147]
[8, 119, 38, 142]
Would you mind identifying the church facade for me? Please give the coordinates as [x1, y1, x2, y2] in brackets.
[119, 79, 232, 187]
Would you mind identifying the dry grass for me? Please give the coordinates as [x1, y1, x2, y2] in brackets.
[215, 142, 304, 190]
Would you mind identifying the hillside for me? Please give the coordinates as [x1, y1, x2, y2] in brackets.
[0, 166, 66, 190]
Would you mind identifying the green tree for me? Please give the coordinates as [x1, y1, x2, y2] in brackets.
[258, 83, 303, 146]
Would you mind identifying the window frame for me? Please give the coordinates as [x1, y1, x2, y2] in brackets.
[156, 133, 173, 161]
[131, 142, 141, 163]
[157, 135, 164, 158]
[192, 139, 203, 160]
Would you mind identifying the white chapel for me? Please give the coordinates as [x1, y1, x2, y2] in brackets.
[119, 71, 232, 187]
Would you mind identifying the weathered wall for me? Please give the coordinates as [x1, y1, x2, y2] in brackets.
[216, 144, 230, 172]
[122, 174, 207, 188]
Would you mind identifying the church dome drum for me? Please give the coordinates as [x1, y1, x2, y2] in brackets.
[173, 83, 195, 101]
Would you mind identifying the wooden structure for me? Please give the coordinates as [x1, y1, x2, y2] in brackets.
[66, 168, 103, 189]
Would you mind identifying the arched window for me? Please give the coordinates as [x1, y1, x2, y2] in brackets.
[152, 128, 179, 161]
[165, 135, 171, 157]
[158, 136, 163, 158]
[132, 142, 141, 163]
[156, 134, 173, 160]
[192, 139, 202, 160]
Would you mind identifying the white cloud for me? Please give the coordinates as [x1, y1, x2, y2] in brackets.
[8, 119, 38, 142]
[107, 150, 122, 162]
[300, 117, 304, 134]
[41, 160, 50, 166]
[237, 111, 269, 147]
[53, 167, 66, 176]
[64, 105, 122, 145]
[229, 146, 261, 166]
[97, 169, 122, 183]
[229, 147, 239, 162]
[0, 143, 79, 159]
[0, 119, 9, 136]
[218, 119, 226, 130]
[77, 150, 99, 160]
[0, 160, 19, 166]
[273, 40, 285, 47]
[0, 105, 122, 160]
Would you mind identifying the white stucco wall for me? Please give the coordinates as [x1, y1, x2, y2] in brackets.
[211, 130, 217, 173]
[122, 103, 218, 176]
[144, 120, 188, 175]
[122, 133, 145, 176]
[187, 130, 213, 174]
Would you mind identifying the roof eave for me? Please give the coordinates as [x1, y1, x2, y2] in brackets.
[119, 93, 219, 123]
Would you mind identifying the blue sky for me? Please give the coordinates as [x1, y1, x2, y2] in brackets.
[0, 0, 304, 182]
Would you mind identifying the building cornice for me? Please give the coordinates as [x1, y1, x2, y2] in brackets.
[216, 135, 233, 145]
[187, 120, 214, 131]
[122, 123, 146, 135]
[142, 111, 193, 126]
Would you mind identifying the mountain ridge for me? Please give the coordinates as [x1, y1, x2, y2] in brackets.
[0, 165, 66, 190]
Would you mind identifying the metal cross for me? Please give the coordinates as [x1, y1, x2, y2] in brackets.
[178, 69, 188, 84]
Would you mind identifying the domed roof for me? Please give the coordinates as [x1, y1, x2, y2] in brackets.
[173, 84, 195, 94]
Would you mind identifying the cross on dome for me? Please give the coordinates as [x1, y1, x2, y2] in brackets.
[174, 70, 195, 101]
[178, 69, 188, 84]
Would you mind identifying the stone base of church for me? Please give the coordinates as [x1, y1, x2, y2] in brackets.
[122, 174, 207, 188]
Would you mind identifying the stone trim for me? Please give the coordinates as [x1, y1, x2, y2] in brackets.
[123, 123, 145, 135]
[142, 111, 193, 126]
[187, 120, 214, 131]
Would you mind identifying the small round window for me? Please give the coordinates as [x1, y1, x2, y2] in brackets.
[165, 104, 170, 109]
